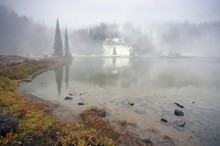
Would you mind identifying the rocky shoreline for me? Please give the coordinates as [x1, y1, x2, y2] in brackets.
[0, 55, 175, 146]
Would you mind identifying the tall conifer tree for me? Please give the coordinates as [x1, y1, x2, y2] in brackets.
[64, 27, 72, 57]
[53, 19, 63, 56]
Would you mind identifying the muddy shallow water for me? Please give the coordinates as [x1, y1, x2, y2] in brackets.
[20, 57, 220, 146]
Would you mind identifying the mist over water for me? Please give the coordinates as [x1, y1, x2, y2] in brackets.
[1, 0, 220, 145]
[20, 57, 220, 146]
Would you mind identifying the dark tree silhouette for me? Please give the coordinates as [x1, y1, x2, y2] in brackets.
[54, 66, 63, 97]
[53, 19, 63, 56]
[65, 60, 72, 89]
[64, 27, 72, 58]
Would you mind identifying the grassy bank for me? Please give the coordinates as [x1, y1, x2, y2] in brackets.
[0, 57, 119, 145]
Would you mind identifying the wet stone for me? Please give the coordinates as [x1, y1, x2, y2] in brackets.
[161, 118, 168, 123]
[174, 109, 184, 116]
[64, 96, 72, 100]
[128, 102, 134, 106]
[142, 139, 154, 145]
[174, 102, 184, 108]
[78, 102, 85, 105]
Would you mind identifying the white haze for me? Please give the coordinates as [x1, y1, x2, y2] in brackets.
[1, 0, 220, 28]
[0, 0, 220, 57]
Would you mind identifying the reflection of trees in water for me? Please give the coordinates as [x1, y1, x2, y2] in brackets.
[67, 58, 220, 88]
[54, 66, 63, 96]
[65, 60, 72, 89]
[112, 57, 116, 67]
[54, 60, 72, 96]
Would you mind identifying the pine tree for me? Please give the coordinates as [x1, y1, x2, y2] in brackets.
[64, 27, 72, 58]
[53, 19, 63, 56]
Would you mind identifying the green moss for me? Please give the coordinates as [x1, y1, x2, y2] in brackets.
[0, 77, 16, 91]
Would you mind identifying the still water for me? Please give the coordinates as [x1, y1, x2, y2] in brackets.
[20, 57, 220, 145]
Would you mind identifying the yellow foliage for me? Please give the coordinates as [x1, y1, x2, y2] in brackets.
[0, 58, 118, 146]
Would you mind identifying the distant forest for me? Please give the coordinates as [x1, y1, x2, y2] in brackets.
[0, 5, 53, 55]
[0, 5, 220, 56]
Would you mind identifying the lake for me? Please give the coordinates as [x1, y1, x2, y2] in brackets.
[20, 57, 220, 146]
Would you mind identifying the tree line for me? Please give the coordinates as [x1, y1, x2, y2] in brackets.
[0, 4, 220, 57]
[0, 5, 52, 56]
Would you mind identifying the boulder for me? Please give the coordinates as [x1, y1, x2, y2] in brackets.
[174, 109, 184, 116]
[0, 112, 19, 137]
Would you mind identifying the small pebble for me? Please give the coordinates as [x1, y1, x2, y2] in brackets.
[161, 118, 168, 123]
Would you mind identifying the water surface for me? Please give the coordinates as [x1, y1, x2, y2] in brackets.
[20, 57, 220, 145]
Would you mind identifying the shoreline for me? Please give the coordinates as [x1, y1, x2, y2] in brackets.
[0, 55, 174, 145]
[21, 57, 175, 145]
[28, 68, 49, 80]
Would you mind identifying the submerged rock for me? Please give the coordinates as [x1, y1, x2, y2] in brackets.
[174, 109, 184, 116]
[0, 112, 19, 137]
[142, 139, 154, 145]
[134, 109, 146, 115]
[64, 96, 72, 100]
[174, 120, 185, 127]
[78, 102, 85, 105]
[128, 102, 134, 106]
[161, 118, 168, 123]
[174, 120, 185, 131]
[174, 102, 184, 108]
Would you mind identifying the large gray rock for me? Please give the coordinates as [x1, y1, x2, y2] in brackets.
[174, 109, 184, 116]
[0, 112, 19, 137]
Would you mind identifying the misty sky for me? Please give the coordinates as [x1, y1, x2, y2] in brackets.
[1, 0, 220, 28]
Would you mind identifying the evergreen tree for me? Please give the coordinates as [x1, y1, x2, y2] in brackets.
[53, 19, 63, 56]
[64, 27, 72, 58]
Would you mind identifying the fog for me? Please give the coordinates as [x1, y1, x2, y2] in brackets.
[2, 0, 220, 27]
[0, 0, 220, 56]
[2, 1, 220, 145]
